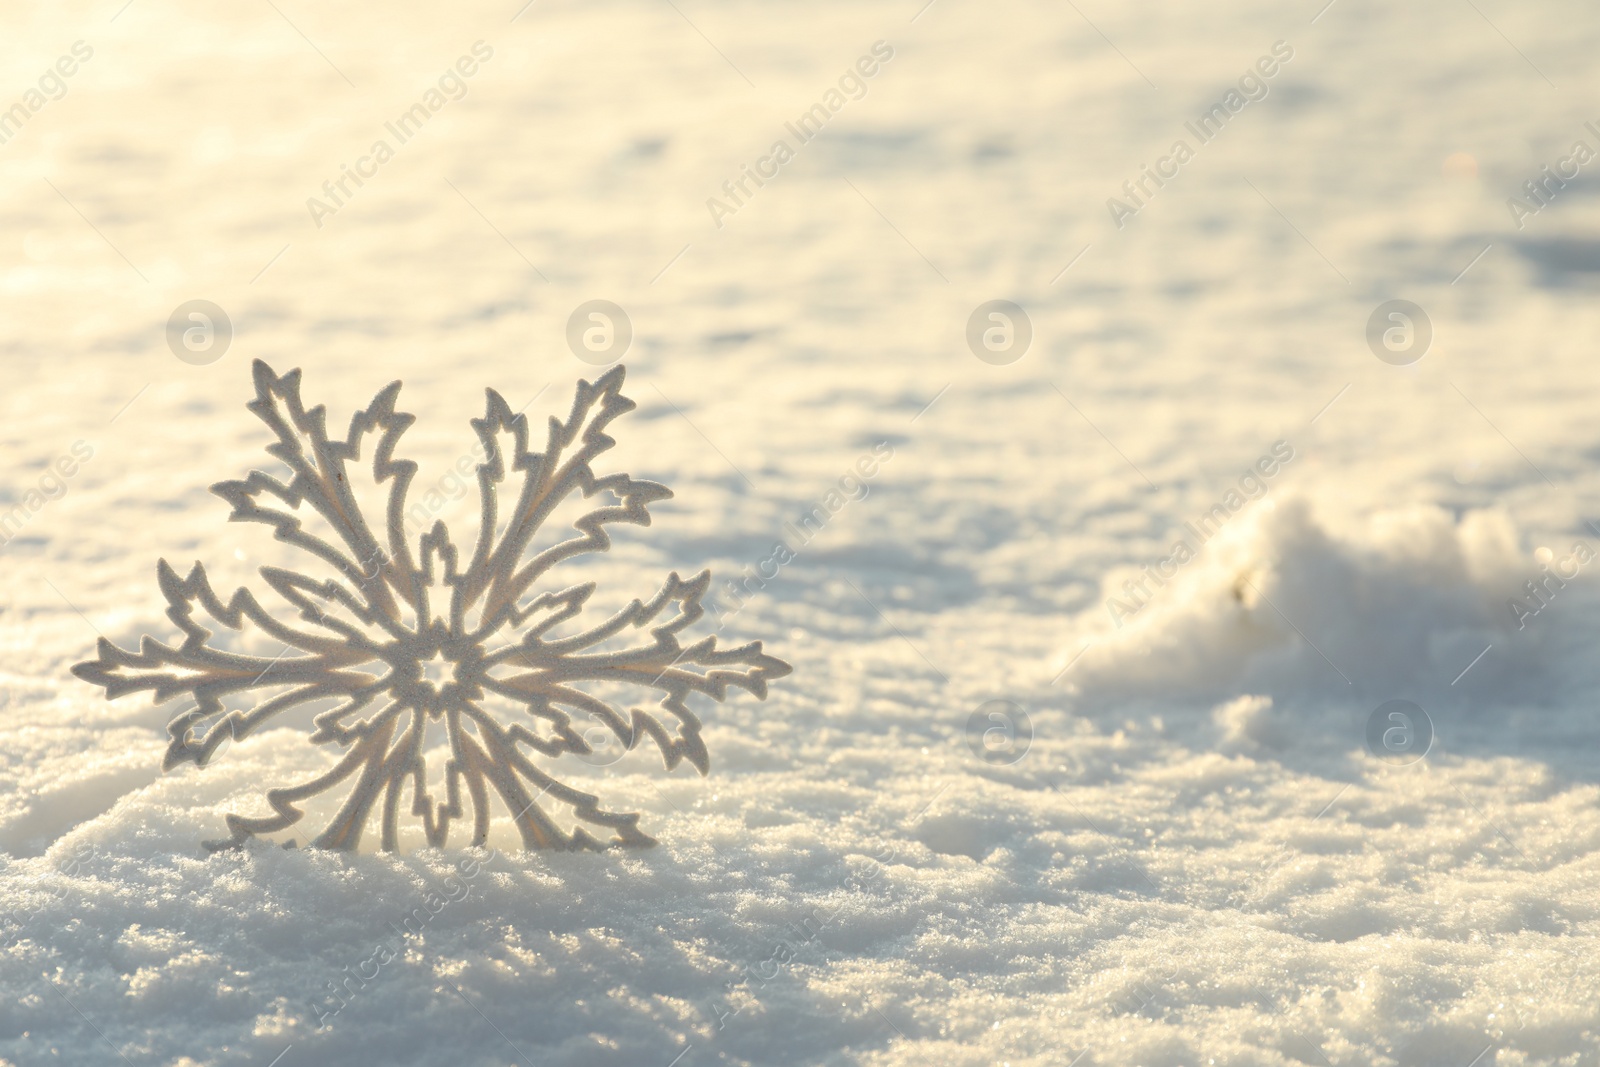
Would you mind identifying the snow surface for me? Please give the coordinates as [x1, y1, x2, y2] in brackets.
[3, 0, 1600, 1064]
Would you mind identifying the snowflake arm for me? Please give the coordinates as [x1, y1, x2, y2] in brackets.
[456, 367, 673, 640]
[479, 571, 791, 772]
[209, 360, 423, 627]
[71, 559, 386, 770]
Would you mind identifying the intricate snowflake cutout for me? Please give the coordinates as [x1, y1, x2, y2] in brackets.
[73, 360, 790, 852]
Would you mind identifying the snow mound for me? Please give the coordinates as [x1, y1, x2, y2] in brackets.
[1062, 497, 1591, 709]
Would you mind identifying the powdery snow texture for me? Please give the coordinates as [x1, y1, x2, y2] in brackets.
[3, 1, 1600, 1065]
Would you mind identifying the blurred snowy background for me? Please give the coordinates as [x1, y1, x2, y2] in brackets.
[2, 0, 1600, 1063]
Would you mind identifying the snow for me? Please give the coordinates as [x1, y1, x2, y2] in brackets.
[3, 0, 1600, 1064]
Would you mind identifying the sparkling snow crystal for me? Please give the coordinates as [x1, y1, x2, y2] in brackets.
[72, 360, 790, 852]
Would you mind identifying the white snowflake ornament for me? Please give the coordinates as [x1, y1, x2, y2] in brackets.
[74, 360, 790, 852]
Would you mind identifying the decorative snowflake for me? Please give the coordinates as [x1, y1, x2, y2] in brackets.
[73, 360, 789, 852]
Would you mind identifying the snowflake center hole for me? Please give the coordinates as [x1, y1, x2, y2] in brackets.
[418, 650, 460, 692]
